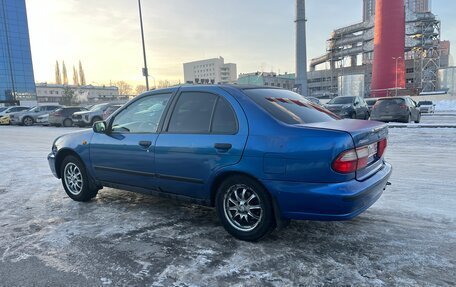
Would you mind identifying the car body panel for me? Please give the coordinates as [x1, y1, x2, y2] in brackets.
[48, 85, 392, 221]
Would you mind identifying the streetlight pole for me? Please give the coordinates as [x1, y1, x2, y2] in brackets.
[393, 56, 402, 97]
[138, 0, 149, 91]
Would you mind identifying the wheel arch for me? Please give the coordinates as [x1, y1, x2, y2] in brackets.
[209, 170, 286, 228]
[55, 148, 85, 179]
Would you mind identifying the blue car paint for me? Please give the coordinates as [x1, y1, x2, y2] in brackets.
[48, 85, 392, 221]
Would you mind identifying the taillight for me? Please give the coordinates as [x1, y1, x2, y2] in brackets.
[378, 138, 387, 158]
[332, 140, 386, 174]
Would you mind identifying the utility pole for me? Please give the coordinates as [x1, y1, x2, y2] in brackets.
[138, 0, 149, 91]
[295, 0, 308, 96]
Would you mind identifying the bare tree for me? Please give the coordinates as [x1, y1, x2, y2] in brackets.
[62, 61, 68, 85]
[135, 85, 147, 95]
[115, 81, 133, 95]
[79, 60, 86, 85]
[73, 66, 79, 85]
[55, 61, 62, 85]
[157, 80, 171, 89]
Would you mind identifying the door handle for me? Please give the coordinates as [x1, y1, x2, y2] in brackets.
[139, 141, 152, 148]
[214, 143, 232, 150]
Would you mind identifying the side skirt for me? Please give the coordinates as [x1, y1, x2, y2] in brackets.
[97, 180, 211, 206]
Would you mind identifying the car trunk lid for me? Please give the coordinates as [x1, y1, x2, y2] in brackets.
[296, 119, 388, 180]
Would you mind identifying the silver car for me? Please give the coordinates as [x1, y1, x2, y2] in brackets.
[10, 105, 62, 126]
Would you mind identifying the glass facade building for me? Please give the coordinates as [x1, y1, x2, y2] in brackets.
[0, 0, 36, 104]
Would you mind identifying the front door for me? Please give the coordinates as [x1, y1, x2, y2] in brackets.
[90, 93, 172, 190]
[155, 86, 248, 199]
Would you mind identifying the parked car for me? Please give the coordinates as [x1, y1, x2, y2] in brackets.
[49, 107, 87, 127]
[324, 96, 370, 119]
[72, 103, 113, 127]
[370, 96, 421, 123]
[305, 97, 322, 105]
[36, 114, 50, 126]
[365, 98, 378, 112]
[417, 100, 436, 114]
[0, 106, 30, 117]
[48, 85, 392, 241]
[102, 104, 122, 120]
[10, 105, 62, 126]
[0, 115, 11, 125]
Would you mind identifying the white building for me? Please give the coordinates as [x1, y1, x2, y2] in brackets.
[36, 83, 121, 104]
[183, 57, 237, 84]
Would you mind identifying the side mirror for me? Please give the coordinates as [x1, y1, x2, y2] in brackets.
[93, 121, 107, 133]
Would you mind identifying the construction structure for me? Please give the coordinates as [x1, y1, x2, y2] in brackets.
[308, 0, 450, 98]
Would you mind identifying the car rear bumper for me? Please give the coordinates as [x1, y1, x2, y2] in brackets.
[48, 153, 58, 178]
[370, 115, 408, 122]
[263, 161, 392, 221]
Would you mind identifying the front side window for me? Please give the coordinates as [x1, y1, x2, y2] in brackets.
[111, 93, 171, 133]
[167, 92, 217, 133]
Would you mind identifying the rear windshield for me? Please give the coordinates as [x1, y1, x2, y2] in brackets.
[327, 97, 354, 105]
[375, 98, 405, 109]
[244, 89, 338, 124]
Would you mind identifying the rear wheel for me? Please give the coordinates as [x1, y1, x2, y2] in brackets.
[405, 113, 411, 123]
[415, 113, 421, 123]
[22, 116, 34, 126]
[216, 175, 275, 241]
[63, 118, 73, 127]
[61, 155, 98, 201]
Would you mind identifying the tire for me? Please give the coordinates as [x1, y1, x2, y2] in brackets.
[351, 113, 357, 119]
[415, 113, 421, 124]
[365, 112, 370, 120]
[60, 155, 98, 202]
[63, 118, 73, 127]
[22, 116, 34, 126]
[91, 117, 102, 126]
[215, 175, 275, 241]
[405, 113, 411, 123]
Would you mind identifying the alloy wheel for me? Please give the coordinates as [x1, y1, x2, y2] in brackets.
[223, 184, 263, 232]
[63, 163, 83, 195]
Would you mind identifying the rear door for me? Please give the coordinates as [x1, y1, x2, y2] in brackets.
[155, 86, 248, 199]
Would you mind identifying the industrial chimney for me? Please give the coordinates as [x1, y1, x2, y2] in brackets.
[371, 0, 406, 97]
[295, 0, 308, 96]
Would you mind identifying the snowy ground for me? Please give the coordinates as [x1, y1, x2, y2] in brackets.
[0, 118, 455, 286]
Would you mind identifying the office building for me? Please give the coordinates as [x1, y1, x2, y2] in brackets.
[183, 57, 237, 84]
[0, 0, 36, 105]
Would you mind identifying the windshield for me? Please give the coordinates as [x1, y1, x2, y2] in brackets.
[419, 101, 432, 105]
[327, 97, 354, 105]
[89, 104, 108, 112]
[244, 88, 338, 125]
[27, 106, 38, 112]
[366, 100, 377, 105]
[0, 107, 7, 112]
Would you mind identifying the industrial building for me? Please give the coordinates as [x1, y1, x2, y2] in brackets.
[0, 0, 36, 106]
[308, 0, 450, 98]
[183, 57, 237, 84]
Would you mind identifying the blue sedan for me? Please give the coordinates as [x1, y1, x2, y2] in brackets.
[48, 85, 392, 241]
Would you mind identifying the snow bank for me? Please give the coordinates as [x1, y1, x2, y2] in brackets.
[435, 99, 456, 112]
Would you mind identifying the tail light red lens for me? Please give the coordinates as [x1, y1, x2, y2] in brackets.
[377, 138, 387, 158]
[333, 139, 387, 174]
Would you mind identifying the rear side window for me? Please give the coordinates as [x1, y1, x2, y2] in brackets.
[211, 97, 237, 134]
[244, 89, 337, 124]
[168, 92, 217, 133]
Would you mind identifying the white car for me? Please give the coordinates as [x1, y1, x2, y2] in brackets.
[36, 114, 50, 126]
[0, 106, 30, 117]
[417, 101, 436, 113]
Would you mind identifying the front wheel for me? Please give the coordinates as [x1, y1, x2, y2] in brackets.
[63, 118, 73, 127]
[61, 155, 98, 201]
[216, 175, 275, 241]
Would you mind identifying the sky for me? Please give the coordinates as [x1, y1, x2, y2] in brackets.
[25, 0, 456, 87]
